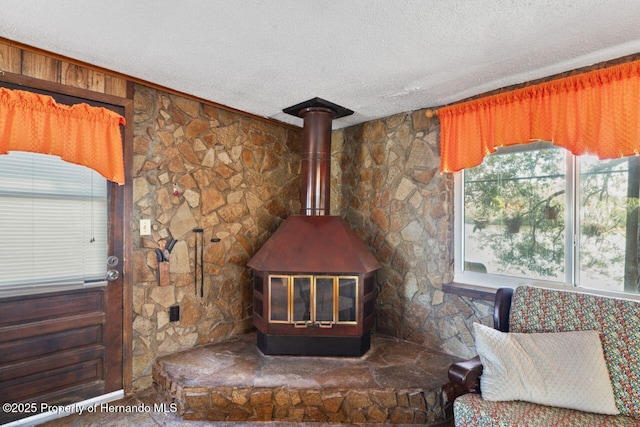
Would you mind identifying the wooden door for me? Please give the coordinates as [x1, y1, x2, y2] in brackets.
[0, 80, 128, 424]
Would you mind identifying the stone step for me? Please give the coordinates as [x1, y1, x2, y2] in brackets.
[153, 332, 460, 424]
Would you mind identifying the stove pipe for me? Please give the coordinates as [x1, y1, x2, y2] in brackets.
[299, 107, 335, 216]
[283, 97, 353, 216]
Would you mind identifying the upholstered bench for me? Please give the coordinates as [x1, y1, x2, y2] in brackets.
[443, 285, 640, 426]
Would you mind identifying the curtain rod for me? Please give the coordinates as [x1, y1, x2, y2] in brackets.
[422, 54, 640, 122]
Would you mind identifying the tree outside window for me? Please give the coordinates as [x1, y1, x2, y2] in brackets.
[461, 144, 640, 294]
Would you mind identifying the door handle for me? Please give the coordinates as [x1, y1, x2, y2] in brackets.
[106, 269, 120, 282]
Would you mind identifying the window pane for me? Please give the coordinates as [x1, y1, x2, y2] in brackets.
[464, 147, 566, 281]
[0, 151, 107, 288]
[579, 156, 639, 293]
[338, 277, 357, 322]
[292, 276, 311, 322]
[269, 276, 289, 322]
[315, 277, 334, 322]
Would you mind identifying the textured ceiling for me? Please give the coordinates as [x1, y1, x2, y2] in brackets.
[2, 1, 640, 129]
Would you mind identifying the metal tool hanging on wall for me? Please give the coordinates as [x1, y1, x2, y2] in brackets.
[193, 228, 204, 297]
[155, 237, 177, 262]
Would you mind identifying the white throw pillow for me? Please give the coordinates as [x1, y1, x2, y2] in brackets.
[473, 323, 619, 415]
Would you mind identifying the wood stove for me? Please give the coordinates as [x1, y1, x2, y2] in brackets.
[247, 98, 381, 356]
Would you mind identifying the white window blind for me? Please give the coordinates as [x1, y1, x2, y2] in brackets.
[0, 151, 107, 290]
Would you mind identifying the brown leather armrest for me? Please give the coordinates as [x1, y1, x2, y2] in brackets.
[442, 355, 483, 405]
[448, 355, 483, 390]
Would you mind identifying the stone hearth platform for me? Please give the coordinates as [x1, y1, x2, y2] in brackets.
[153, 332, 460, 424]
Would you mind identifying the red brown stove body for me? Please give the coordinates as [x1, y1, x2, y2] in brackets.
[247, 98, 381, 356]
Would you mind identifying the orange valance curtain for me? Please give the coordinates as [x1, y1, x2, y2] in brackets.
[439, 59, 640, 173]
[0, 87, 126, 184]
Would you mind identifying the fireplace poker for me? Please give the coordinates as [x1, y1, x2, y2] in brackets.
[200, 231, 204, 297]
[193, 228, 204, 297]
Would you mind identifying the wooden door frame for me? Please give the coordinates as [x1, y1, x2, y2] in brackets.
[0, 71, 134, 395]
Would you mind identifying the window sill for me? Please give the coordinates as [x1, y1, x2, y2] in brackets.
[444, 281, 640, 303]
[442, 282, 497, 302]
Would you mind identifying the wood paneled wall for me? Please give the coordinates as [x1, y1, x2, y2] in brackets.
[0, 40, 128, 97]
[0, 38, 298, 130]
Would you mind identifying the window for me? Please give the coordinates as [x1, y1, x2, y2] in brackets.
[455, 143, 640, 295]
[0, 151, 107, 291]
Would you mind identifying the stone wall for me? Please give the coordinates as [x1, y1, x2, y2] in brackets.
[131, 84, 302, 390]
[163, 385, 444, 424]
[332, 110, 493, 359]
[130, 83, 493, 390]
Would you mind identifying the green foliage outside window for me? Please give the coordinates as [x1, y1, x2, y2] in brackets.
[463, 144, 640, 293]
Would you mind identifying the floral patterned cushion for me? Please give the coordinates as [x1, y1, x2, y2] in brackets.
[508, 286, 640, 419]
[454, 393, 638, 427]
